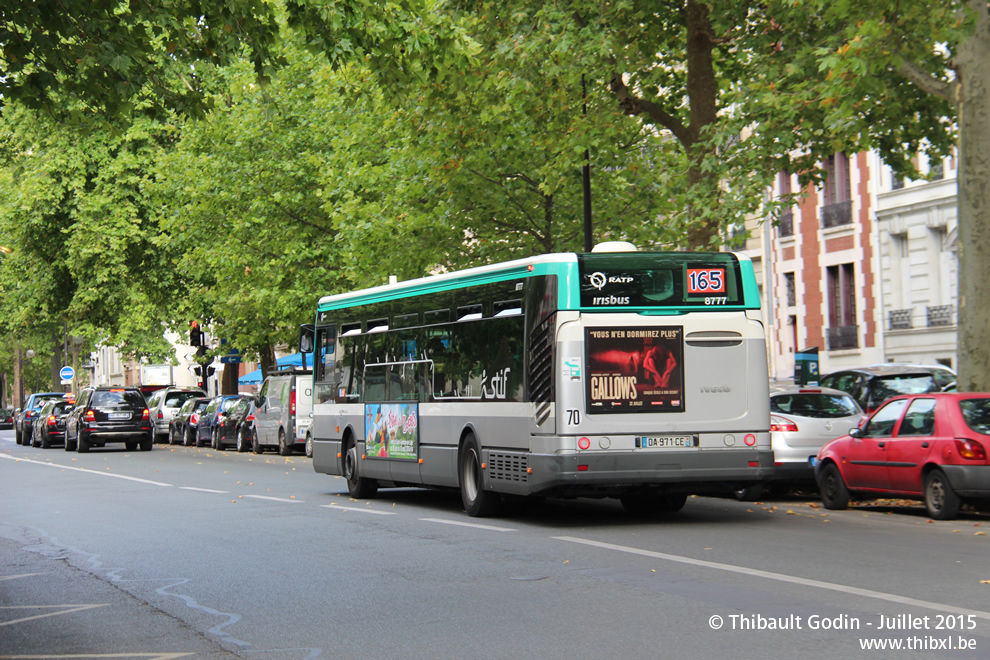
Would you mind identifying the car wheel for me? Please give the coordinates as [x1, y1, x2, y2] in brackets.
[278, 428, 292, 456]
[343, 436, 378, 499]
[458, 433, 500, 517]
[251, 428, 262, 454]
[15, 427, 22, 445]
[305, 433, 313, 459]
[236, 430, 247, 453]
[924, 468, 961, 520]
[818, 463, 850, 510]
[212, 427, 221, 451]
[184, 427, 193, 447]
[65, 428, 77, 452]
[125, 441, 137, 451]
[140, 434, 153, 451]
[734, 484, 765, 502]
[41, 432, 51, 449]
[32, 431, 41, 448]
[77, 432, 90, 453]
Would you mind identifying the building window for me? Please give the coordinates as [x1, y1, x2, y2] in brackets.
[784, 272, 796, 307]
[826, 263, 858, 349]
[931, 161, 944, 180]
[821, 154, 852, 228]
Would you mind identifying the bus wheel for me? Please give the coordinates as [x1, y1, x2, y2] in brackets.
[343, 437, 377, 499]
[458, 434, 501, 517]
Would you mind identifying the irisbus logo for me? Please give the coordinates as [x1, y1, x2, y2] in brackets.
[700, 385, 732, 393]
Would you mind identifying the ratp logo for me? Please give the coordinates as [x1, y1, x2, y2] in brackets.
[589, 272, 607, 290]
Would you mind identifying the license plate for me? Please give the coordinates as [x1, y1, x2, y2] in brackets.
[636, 435, 696, 449]
[109, 412, 131, 420]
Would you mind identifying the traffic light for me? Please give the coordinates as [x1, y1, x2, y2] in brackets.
[190, 321, 203, 346]
[206, 366, 216, 378]
[193, 366, 202, 376]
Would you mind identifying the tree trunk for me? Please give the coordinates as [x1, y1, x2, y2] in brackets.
[684, 0, 720, 249]
[222, 361, 240, 394]
[954, 7, 990, 392]
[258, 343, 276, 382]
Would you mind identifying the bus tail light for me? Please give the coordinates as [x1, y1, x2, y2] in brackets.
[744, 434, 757, 446]
[577, 465, 589, 471]
[578, 437, 591, 450]
[956, 439, 987, 461]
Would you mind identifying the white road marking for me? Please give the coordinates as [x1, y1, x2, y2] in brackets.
[0, 654, 194, 659]
[321, 504, 396, 515]
[178, 487, 228, 494]
[420, 518, 517, 532]
[554, 536, 990, 621]
[0, 455, 172, 487]
[239, 494, 302, 503]
[0, 574, 43, 582]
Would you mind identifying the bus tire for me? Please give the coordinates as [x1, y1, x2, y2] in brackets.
[458, 434, 500, 517]
[343, 437, 377, 499]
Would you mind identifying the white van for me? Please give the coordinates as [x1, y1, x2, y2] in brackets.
[251, 368, 313, 456]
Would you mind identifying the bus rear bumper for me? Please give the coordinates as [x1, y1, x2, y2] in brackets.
[486, 448, 775, 498]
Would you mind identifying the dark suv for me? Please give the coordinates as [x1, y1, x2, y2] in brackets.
[65, 387, 153, 452]
[819, 366, 939, 414]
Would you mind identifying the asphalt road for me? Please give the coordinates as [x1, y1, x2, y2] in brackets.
[2, 428, 989, 660]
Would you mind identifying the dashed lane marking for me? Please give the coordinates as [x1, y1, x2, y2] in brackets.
[240, 494, 303, 504]
[321, 504, 396, 515]
[0, 455, 172, 487]
[554, 535, 990, 621]
[177, 487, 228, 494]
[0, 654, 194, 659]
[0, 574, 44, 581]
[420, 518, 517, 532]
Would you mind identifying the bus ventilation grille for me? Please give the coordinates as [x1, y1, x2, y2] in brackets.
[487, 453, 529, 483]
[529, 315, 555, 426]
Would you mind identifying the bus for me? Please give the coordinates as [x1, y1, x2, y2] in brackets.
[300, 243, 771, 516]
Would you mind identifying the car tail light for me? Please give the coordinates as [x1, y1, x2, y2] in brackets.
[26, 410, 36, 418]
[770, 415, 798, 433]
[84, 409, 95, 422]
[246, 414, 255, 422]
[47, 415, 57, 426]
[191, 413, 199, 424]
[157, 409, 163, 419]
[290, 391, 296, 416]
[142, 408, 150, 421]
[956, 439, 987, 461]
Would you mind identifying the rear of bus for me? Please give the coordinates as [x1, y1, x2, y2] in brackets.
[526, 250, 772, 500]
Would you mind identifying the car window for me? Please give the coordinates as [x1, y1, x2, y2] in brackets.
[771, 392, 860, 418]
[862, 399, 908, 438]
[91, 390, 145, 407]
[147, 391, 162, 407]
[897, 398, 936, 437]
[195, 400, 210, 412]
[958, 398, 990, 436]
[221, 398, 240, 411]
[165, 391, 200, 408]
[868, 375, 937, 408]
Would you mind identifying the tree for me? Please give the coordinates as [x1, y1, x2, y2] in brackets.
[746, 1, 987, 389]
[0, 0, 280, 118]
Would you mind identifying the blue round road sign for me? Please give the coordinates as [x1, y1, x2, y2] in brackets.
[59, 365, 75, 381]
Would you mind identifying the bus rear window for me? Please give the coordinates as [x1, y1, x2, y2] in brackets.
[577, 253, 745, 308]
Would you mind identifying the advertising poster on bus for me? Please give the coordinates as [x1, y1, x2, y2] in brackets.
[586, 326, 684, 413]
[365, 403, 419, 460]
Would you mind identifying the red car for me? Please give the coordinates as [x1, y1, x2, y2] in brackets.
[815, 393, 990, 520]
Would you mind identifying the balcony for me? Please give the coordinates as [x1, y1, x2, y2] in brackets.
[826, 325, 859, 350]
[888, 309, 913, 330]
[778, 211, 794, 237]
[821, 200, 853, 228]
[927, 305, 954, 327]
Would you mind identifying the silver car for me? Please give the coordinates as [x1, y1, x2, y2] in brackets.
[736, 386, 864, 500]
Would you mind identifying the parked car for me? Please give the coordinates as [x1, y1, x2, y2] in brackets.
[213, 396, 258, 452]
[168, 396, 212, 446]
[15, 392, 65, 445]
[64, 387, 153, 452]
[31, 399, 75, 448]
[146, 387, 207, 443]
[197, 395, 246, 447]
[251, 368, 313, 455]
[869, 363, 957, 391]
[819, 366, 939, 414]
[735, 386, 864, 500]
[815, 392, 990, 520]
[0, 407, 14, 429]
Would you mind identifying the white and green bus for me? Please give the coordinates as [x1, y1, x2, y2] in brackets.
[301, 244, 771, 516]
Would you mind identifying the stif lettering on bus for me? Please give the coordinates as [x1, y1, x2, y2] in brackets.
[480, 367, 512, 399]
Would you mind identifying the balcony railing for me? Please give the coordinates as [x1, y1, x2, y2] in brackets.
[778, 211, 794, 237]
[927, 305, 955, 327]
[826, 325, 859, 350]
[821, 200, 853, 228]
[889, 309, 913, 330]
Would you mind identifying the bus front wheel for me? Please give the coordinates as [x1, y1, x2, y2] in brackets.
[344, 438, 378, 499]
[459, 434, 501, 517]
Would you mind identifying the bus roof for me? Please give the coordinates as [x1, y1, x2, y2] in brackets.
[317, 251, 756, 313]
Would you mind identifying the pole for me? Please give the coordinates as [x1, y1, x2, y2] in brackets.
[582, 74, 593, 252]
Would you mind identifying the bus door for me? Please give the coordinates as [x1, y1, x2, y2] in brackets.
[363, 362, 426, 485]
